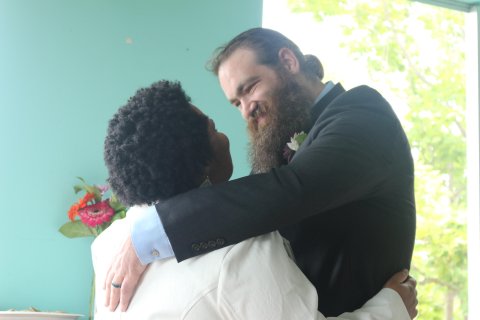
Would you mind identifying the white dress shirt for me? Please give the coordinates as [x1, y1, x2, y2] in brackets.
[92, 206, 410, 320]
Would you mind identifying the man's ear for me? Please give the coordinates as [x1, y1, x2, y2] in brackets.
[278, 47, 300, 74]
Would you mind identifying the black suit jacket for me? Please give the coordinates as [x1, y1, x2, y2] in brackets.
[156, 84, 416, 316]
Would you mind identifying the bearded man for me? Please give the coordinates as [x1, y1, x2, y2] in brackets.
[103, 28, 416, 318]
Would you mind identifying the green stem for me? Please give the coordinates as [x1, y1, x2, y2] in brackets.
[89, 273, 95, 320]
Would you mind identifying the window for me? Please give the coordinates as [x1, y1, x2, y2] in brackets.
[263, 0, 478, 318]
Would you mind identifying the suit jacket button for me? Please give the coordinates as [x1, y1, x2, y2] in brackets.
[208, 240, 216, 248]
[191, 243, 200, 252]
[216, 238, 225, 246]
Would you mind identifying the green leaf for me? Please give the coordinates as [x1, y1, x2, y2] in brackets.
[75, 177, 98, 198]
[109, 194, 126, 212]
[76, 176, 86, 184]
[112, 210, 126, 222]
[59, 220, 95, 238]
[295, 132, 307, 146]
[92, 187, 103, 202]
[83, 184, 96, 194]
[73, 184, 85, 194]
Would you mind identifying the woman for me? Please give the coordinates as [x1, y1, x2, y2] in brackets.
[93, 80, 416, 319]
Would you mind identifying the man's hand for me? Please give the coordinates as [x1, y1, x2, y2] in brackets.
[104, 234, 147, 312]
[384, 269, 418, 319]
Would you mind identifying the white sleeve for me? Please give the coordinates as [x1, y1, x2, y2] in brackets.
[324, 288, 410, 320]
[215, 232, 410, 320]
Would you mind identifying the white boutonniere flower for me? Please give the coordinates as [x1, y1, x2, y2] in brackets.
[287, 131, 307, 151]
[283, 131, 307, 162]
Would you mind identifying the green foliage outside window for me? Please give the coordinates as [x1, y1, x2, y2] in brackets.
[288, 0, 468, 318]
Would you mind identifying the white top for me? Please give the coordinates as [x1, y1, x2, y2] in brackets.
[92, 206, 410, 320]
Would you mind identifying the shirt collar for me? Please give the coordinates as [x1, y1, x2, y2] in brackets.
[312, 81, 335, 108]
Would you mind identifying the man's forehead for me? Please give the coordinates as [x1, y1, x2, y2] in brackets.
[220, 48, 260, 72]
[230, 47, 258, 60]
[218, 49, 264, 98]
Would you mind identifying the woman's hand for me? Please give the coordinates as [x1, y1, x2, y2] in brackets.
[103, 234, 147, 312]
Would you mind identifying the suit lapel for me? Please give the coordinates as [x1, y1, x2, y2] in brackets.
[291, 83, 346, 160]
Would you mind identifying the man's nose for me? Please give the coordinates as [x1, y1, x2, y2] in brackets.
[239, 100, 255, 121]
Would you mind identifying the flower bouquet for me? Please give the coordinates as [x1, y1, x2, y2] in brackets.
[59, 177, 127, 320]
[59, 177, 126, 238]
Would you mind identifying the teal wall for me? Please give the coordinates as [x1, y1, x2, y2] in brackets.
[0, 0, 262, 315]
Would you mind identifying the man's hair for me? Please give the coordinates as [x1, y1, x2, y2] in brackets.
[104, 80, 212, 206]
[207, 27, 323, 80]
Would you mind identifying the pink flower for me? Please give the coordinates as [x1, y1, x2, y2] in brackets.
[78, 200, 115, 227]
[95, 184, 110, 195]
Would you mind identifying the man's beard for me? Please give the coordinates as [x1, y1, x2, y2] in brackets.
[248, 75, 312, 174]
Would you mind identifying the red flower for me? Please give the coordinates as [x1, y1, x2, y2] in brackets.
[78, 200, 115, 227]
[67, 192, 95, 221]
[68, 203, 80, 221]
[79, 192, 95, 207]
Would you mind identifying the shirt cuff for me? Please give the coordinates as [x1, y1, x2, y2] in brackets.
[130, 205, 175, 264]
[363, 288, 411, 320]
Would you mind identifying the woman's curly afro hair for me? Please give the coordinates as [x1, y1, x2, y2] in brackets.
[104, 80, 213, 206]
